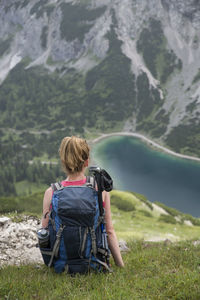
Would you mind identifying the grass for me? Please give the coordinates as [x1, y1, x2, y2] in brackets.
[109, 191, 200, 242]
[1, 241, 200, 299]
[155, 201, 200, 226]
[15, 180, 48, 196]
[111, 204, 200, 242]
[110, 190, 136, 211]
[0, 192, 44, 214]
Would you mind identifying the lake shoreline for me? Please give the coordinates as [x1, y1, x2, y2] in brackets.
[91, 132, 200, 163]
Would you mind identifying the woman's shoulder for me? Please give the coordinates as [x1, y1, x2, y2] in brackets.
[44, 186, 53, 198]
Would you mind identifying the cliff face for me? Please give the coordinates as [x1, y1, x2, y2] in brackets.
[0, 0, 200, 155]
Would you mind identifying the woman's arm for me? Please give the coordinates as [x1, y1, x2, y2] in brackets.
[42, 187, 52, 228]
[103, 191, 124, 267]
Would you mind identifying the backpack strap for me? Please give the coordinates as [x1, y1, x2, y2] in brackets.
[48, 225, 66, 267]
[51, 182, 63, 192]
[93, 172, 104, 217]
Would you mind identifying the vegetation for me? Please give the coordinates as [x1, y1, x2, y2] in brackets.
[186, 99, 198, 113]
[192, 68, 200, 84]
[135, 72, 169, 138]
[30, 0, 48, 15]
[1, 240, 200, 299]
[155, 201, 200, 227]
[0, 132, 62, 196]
[110, 191, 135, 212]
[41, 26, 48, 49]
[85, 25, 136, 123]
[0, 20, 136, 133]
[0, 37, 12, 57]
[30, 0, 55, 19]
[155, 201, 184, 217]
[0, 192, 44, 214]
[136, 73, 158, 120]
[138, 209, 153, 218]
[165, 121, 200, 157]
[20, 0, 29, 9]
[60, 3, 106, 43]
[137, 18, 182, 84]
[159, 214, 177, 224]
[129, 191, 153, 210]
[0, 61, 91, 131]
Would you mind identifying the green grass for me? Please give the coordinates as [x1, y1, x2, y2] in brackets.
[110, 190, 136, 211]
[109, 191, 200, 242]
[112, 204, 200, 242]
[0, 192, 44, 214]
[129, 191, 153, 210]
[1, 241, 200, 299]
[155, 201, 200, 226]
[15, 180, 48, 196]
[159, 214, 177, 224]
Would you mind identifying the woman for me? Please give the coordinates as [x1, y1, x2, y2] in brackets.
[42, 136, 124, 268]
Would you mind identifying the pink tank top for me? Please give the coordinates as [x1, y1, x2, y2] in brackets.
[61, 178, 87, 186]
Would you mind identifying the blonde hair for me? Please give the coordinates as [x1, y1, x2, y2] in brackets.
[59, 136, 90, 174]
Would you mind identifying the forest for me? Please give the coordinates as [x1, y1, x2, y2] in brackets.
[0, 131, 62, 196]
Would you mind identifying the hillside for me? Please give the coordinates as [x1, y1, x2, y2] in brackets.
[110, 190, 200, 242]
[1, 189, 200, 298]
[1, 189, 200, 268]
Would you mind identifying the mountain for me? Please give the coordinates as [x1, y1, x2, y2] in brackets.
[0, 0, 200, 195]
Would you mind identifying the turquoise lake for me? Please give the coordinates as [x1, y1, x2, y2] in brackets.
[91, 136, 200, 218]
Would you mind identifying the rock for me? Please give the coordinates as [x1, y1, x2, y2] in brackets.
[119, 240, 130, 252]
[0, 215, 42, 267]
[184, 220, 193, 226]
[164, 239, 172, 245]
[175, 216, 181, 223]
[0, 217, 11, 225]
[193, 240, 200, 246]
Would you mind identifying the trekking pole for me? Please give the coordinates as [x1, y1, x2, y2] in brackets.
[89, 166, 112, 269]
[89, 166, 104, 216]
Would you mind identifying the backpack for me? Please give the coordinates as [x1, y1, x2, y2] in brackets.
[38, 168, 113, 274]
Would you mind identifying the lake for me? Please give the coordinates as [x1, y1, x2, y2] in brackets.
[91, 135, 200, 217]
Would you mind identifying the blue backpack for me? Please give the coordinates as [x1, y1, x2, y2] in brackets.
[38, 169, 113, 274]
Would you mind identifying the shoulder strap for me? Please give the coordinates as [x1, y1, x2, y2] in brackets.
[86, 175, 104, 216]
[51, 182, 63, 192]
[93, 172, 104, 217]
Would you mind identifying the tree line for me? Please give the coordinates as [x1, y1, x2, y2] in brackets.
[0, 134, 63, 196]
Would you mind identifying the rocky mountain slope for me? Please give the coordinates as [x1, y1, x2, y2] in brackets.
[0, 0, 200, 162]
